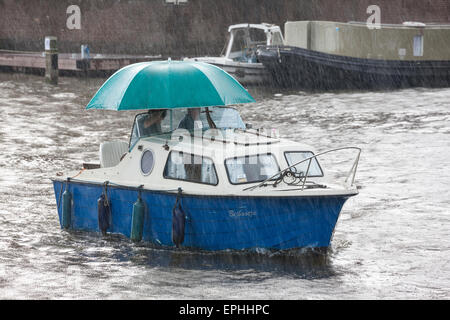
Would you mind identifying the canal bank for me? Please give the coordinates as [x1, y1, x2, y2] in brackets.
[0, 50, 162, 77]
[1, 0, 449, 57]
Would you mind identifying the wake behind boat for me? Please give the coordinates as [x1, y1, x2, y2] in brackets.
[51, 60, 361, 251]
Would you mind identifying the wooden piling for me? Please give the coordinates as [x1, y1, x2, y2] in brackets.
[44, 36, 58, 84]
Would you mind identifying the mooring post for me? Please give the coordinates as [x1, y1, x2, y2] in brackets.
[44, 36, 58, 84]
[79, 44, 91, 75]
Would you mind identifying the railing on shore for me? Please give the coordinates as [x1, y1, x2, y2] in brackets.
[0, 49, 163, 76]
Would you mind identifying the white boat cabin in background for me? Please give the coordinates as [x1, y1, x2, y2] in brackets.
[187, 23, 284, 85]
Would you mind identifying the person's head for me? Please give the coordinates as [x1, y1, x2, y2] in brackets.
[188, 108, 200, 119]
[148, 109, 167, 121]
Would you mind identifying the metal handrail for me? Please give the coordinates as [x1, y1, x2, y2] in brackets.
[243, 147, 362, 192]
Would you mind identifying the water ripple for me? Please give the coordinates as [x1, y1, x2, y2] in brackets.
[0, 73, 449, 299]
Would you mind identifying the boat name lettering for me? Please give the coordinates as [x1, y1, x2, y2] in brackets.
[228, 210, 256, 217]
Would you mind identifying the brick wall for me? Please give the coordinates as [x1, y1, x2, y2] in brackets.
[0, 0, 448, 56]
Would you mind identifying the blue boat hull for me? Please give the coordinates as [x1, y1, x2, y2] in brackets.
[52, 180, 351, 251]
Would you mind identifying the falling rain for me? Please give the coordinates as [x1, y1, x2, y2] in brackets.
[0, 0, 449, 304]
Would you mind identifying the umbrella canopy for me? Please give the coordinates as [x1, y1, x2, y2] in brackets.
[86, 60, 255, 110]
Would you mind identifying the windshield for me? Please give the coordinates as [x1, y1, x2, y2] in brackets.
[203, 107, 245, 130]
[248, 28, 266, 44]
[129, 107, 245, 148]
[229, 28, 267, 63]
[284, 152, 323, 177]
[225, 154, 280, 185]
[271, 31, 284, 45]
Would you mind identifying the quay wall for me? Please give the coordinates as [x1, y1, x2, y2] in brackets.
[0, 0, 449, 57]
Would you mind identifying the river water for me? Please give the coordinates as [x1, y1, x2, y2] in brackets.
[0, 73, 449, 299]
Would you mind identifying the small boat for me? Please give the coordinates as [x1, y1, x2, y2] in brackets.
[257, 21, 450, 90]
[186, 23, 284, 85]
[51, 60, 361, 251]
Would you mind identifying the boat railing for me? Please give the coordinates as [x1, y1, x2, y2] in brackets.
[243, 147, 362, 192]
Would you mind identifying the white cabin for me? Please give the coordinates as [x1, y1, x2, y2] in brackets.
[187, 23, 284, 85]
[69, 107, 358, 198]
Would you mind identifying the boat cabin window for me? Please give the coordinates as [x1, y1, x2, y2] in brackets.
[284, 152, 323, 177]
[202, 107, 245, 130]
[225, 154, 280, 185]
[229, 28, 266, 63]
[130, 107, 245, 147]
[248, 28, 267, 44]
[229, 29, 248, 62]
[271, 32, 284, 45]
[176, 107, 245, 132]
[413, 35, 424, 57]
[140, 149, 155, 176]
[130, 109, 175, 147]
[164, 151, 218, 186]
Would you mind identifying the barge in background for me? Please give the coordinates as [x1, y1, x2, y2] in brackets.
[257, 21, 450, 90]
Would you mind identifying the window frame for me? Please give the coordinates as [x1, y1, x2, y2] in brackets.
[224, 153, 281, 186]
[140, 148, 155, 176]
[163, 151, 219, 186]
[413, 35, 424, 57]
[283, 151, 324, 178]
[128, 107, 245, 150]
[129, 110, 173, 150]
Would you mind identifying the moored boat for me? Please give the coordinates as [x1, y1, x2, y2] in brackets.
[51, 60, 361, 251]
[186, 23, 284, 86]
[257, 21, 450, 90]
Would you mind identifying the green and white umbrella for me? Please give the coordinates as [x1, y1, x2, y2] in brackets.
[86, 60, 255, 111]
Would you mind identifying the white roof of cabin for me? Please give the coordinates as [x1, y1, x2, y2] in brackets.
[228, 23, 282, 33]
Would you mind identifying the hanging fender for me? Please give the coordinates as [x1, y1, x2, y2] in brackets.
[130, 186, 145, 242]
[61, 179, 72, 229]
[172, 188, 186, 248]
[98, 182, 111, 236]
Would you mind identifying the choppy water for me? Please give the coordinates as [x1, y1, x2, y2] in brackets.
[0, 73, 449, 299]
